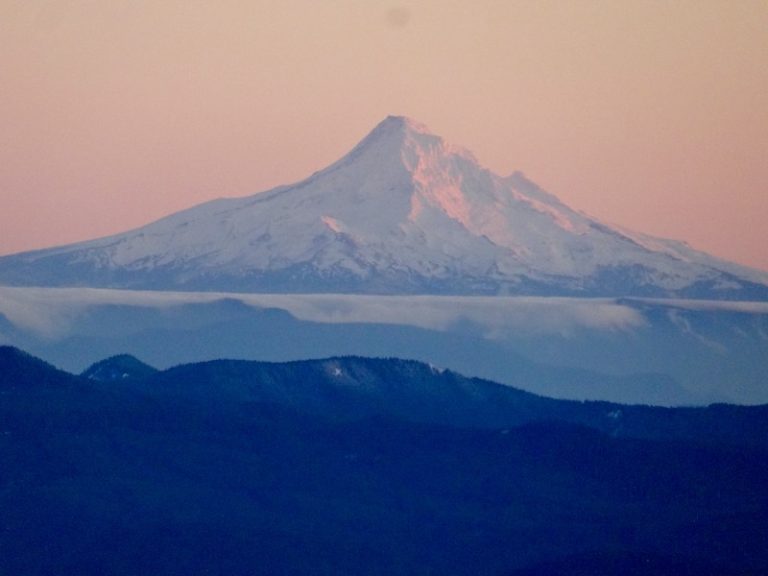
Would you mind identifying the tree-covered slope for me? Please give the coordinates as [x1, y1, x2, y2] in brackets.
[2, 346, 767, 575]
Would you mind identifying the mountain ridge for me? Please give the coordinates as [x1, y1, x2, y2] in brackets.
[14, 346, 757, 449]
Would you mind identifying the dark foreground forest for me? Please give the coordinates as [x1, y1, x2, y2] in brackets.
[2, 346, 767, 575]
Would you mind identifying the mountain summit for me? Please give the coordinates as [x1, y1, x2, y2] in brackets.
[1, 116, 766, 297]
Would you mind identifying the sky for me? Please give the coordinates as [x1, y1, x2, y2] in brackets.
[1, 0, 766, 271]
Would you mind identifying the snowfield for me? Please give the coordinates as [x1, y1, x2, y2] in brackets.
[1, 116, 766, 298]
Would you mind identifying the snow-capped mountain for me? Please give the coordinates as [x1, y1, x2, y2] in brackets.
[1, 116, 767, 298]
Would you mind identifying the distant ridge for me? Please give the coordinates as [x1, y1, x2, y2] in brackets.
[1, 116, 766, 298]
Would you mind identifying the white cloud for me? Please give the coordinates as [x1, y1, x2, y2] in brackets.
[3, 287, 766, 342]
[0, 287, 656, 339]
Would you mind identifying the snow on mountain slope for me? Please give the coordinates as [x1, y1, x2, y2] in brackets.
[0, 116, 766, 298]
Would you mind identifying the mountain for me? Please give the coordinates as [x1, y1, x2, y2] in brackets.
[2, 347, 768, 575]
[1, 116, 766, 298]
[80, 354, 157, 382]
[129, 353, 768, 449]
[11, 344, 768, 450]
[0, 345, 80, 389]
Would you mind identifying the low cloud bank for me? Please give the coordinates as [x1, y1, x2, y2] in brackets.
[0, 287, 659, 339]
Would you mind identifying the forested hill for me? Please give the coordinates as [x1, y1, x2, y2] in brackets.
[2, 346, 768, 575]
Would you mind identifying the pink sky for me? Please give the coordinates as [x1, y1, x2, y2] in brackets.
[1, 1, 767, 271]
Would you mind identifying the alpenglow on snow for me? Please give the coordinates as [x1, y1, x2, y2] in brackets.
[0, 116, 766, 298]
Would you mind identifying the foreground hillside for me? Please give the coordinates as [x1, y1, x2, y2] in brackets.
[2, 346, 767, 575]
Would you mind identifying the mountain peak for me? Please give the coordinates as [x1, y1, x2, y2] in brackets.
[339, 115, 477, 185]
[81, 354, 157, 383]
[371, 115, 432, 134]
[344, 115, 442, 162]
[378, 115, 432, 133]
